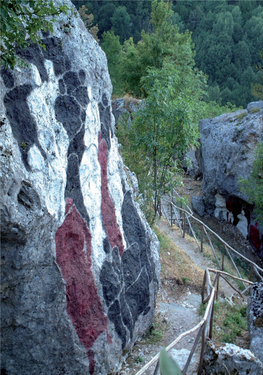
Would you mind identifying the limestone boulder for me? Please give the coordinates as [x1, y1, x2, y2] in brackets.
[0, 2, 160, 374]
[197, 102, 263, 255]
[203, 342, 263, 375]
[112, 97, 143, 128]
[247, 282, 263, 363]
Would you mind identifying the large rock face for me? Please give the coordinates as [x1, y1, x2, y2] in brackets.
[194, 102, 263, 256]
[0, 2, 160, 374]
[247, 282, 263, 363]
[203, 342, 263, 375]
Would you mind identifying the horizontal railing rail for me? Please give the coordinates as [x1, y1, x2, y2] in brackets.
[134, 192, 263, 375]
[161, 195, 263, 277]
[135, 269, 254, 375]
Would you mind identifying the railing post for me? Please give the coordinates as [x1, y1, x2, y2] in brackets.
[249, 264, 254, 281]
[216, 278, 219, 300]
[198, 328, 206, 375]
[209, 301, 215, 340]
[222, 246, 225, 272]
[201, 225, 204, 252]
[183, 212, 186, 238]
[216, 246, 225, 300]
[153, 360, 159, 375]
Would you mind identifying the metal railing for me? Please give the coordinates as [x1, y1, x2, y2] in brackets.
[160, 194, 263, 285]
[135, 268, 255, 375]
[134, 193, 263, 375]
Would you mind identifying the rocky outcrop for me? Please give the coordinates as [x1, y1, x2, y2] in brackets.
[247, 282, 263, 363]
[204, 283, 263, 373]
[203, 342, 263, 375]
[112, 97, 142, 127]
[0, 2, 160, 374]
[192, 102, 263, 256]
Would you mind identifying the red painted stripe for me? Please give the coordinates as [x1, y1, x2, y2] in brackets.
[55, 199, 111, 372]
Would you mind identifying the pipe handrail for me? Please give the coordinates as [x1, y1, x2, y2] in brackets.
[135, 268, 253, 375]
[161, 196, 263, 274]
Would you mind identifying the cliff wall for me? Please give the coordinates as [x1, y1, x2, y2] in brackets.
[0, 2, 160, 374]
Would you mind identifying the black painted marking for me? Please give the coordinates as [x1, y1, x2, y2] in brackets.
[112, 246, 121, 274]
[16, 43, 48, 82]
[108, 300, 127, 349]
[65, 154, 90, 226]
[100, 260, 121, 307]
[47, 51, 91, 225]
[54, 95, 82, 140]
[99, 190, 157, 348]
[122, 191, 147, 255]
[120, 291, 134, 340]
[103, 237, 111, 254]
[42, 37, 70, 76]
[67, 125, 85, 163]
[4, 36, 91, 228]
[125, 267, 150, 323]
[65, 56, 71, 71]
[59, 79, 66, 95]
[1, 67, 14, 88]
[122, 243, 141, 290]
[41, 29, 50, 38]
[81, 110, 86, 123]
[4, 84, 47, 171]
[102, 93, 108, 107]
[73, 86, 89, 107]
[63, 71, 81, 95]
[78, 69, 86, 85]
[122, 191, 155, 282]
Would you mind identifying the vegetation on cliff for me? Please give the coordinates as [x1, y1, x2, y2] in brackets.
[73, 0, 263, 108]
[116, 1, 206, 221]
[0, 0, 69, 68]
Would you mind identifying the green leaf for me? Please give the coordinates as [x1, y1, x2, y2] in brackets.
[159, 348, 182, 375]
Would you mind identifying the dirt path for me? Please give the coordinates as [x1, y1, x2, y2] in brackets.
[120, 176, 259, 374]
[121, 217, 240, 375]
[158, 218, 236, 299]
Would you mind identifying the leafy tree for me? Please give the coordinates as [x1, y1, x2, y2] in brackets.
[239, 143, 263, 227]
[186, 6, 204, 30]
[0, 0, 69, 68]
[234, 41, 251, 70]
[120, 0, 198, 98]
[101, 30, 123, 96]
[78, 5, 99, 42]
[252, 51, 263, 100]
[118, 57, 205, 220]
[74, 0, 262, 107]
[243, 12, 263, 63]
[111, 6, 131, 43]
[97, 2, 116, 38]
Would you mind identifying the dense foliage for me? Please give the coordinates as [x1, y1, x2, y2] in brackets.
[73, 0, 263, 108]
[116, 1, 207, 221]
[0, 0, 69, 68]
[252, 51, 263, 100]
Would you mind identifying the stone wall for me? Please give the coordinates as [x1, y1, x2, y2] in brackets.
[0, 2, 160, 374]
